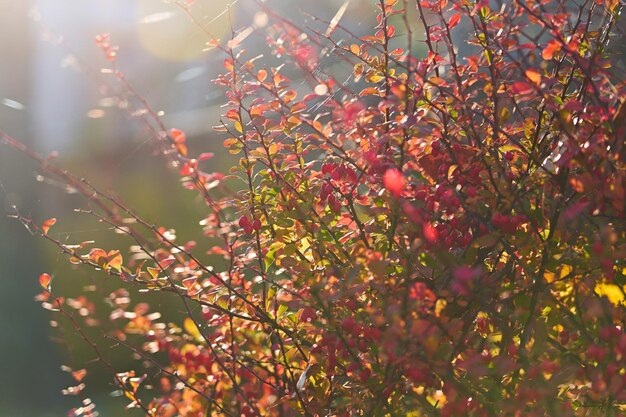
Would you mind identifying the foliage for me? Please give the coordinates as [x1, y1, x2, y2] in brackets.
[3, 0, 626, 416]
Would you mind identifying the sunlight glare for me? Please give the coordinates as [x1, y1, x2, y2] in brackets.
[137, 0, 233, 62]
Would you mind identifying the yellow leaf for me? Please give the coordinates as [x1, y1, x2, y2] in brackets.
[447, 165, 458, 180]
[183, 317, 203, 341]
[594, 282, 625, 306]
[107, 250, 123, 272]
[369, 74, 386, 83]
[559, 264, 572, 279]
[147, 267, 160, 279]
[435, 299, 447, 317]
[428, 76, 446, 86]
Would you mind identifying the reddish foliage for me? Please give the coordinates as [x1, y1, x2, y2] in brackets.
[3, 0, 625, 416]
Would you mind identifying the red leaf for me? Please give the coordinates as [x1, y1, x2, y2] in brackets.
[510, 81, 533, 95]
[158, 257, 176, 269]
[563, 200, 590, 221]
[179, 160, 197, 176]
[452, 267, 481, 295]
[169, 128, 186, 144]
[448, 14, 461, 29]
[239, 215, 253, 234]
[383, 168, 405, 198]
[423, 223, 439, 243]
[42, 218, 56, 235]
[198, 152, 214, 161]
[39, 273, 52, 290]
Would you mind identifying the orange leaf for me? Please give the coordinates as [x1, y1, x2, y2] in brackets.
[542, 39, 561, 60]
[360, 87, 383, 97]
[525, 68, 541, 85]
[39, 273, 52, 290]
[169, 128, 186, 144]
[282, 90, 297, 103]
[71, 369, 87, 382]
[42, 218, 57, 235]
[225, 109, 239, 121]
[88, 248, 107, 264]
[106, 250, 123, 272]
[175, 142, 188, 157]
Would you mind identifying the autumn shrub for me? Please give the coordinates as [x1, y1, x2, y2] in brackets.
[3, 0, 626, 416]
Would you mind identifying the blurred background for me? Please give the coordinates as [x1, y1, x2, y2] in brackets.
[0, 1, 380, 415]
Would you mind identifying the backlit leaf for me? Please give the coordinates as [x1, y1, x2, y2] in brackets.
[542, 39, 561, 60]
[428, 76, 446, 86]
[383, 168, 405, 198]
[42, 218, 56, 236]
[183, 317, 203, 341]
[525, 68, 541, 85]
[510, 81, 533, 95]
[448, 14, 461, 29]
[595, 283, 625, 306]
[107, 250, 123, 272]
[39, 273, 52, 290]
[169, 128, 186, 144]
